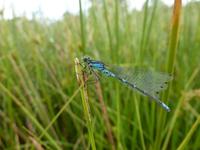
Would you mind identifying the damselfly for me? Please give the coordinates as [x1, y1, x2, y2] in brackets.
[82, 56, 173, 112]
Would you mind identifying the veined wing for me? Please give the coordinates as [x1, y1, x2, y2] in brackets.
[110, 66, 173, 99]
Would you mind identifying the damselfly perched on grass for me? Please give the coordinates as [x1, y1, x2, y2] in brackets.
[82, 56, 173, 112]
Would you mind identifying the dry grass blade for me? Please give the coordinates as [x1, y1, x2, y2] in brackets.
[95, 81, 116, 150]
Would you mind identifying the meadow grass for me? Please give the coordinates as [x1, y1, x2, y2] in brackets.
[0, 0, 200, 149]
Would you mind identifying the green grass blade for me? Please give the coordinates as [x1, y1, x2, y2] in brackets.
[177, 117, 200, 150]
[155, 0, 182, 149]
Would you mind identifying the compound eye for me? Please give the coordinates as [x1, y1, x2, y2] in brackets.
[83, 58, 87, 62]
[83, 56, 91, 62]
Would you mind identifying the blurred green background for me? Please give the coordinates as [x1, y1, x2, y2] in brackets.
[0, 0, 200, 149]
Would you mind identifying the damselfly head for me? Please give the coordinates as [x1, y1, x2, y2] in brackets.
[82, 56, 91, 64]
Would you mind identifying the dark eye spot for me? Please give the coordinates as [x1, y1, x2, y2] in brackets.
[160, 86, 163, 88]
[164, 82, 168, 84]
[156, 91, 159, 94]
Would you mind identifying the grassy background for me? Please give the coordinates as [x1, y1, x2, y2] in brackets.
[0, 0, 200, 149]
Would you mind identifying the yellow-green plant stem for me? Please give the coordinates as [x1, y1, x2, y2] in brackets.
[74, 58, 96, 150]
[155, 0, 182, 149]
[177, 117, 200, 150]
[134, 95, 146, 150]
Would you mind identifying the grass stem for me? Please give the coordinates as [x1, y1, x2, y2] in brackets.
[74, 58, 96, 150]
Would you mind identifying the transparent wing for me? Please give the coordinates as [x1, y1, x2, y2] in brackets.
[110, 66, 173, 99]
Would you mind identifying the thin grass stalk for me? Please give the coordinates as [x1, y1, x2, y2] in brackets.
[162, 95, 184, 150]
[74, 58, 96, 150]
[177, 117, 200, 150]
[133, 2, 149, 149]
[114, 0, 119, 62]
[135, 2, 149, 147]
[155, 0, 182, 149]
[95, 81, 116, 150]
[115, 83, 122, 149]
[188, 104, 200, 150]
[139, 0, 149, 64]
[79, 0, 86, 53]
[113, 1, 122, 148]
[166, 0, 182, 74]
[145, 0, 158, 49]
[134, 95, 146, 150]
[142, 0, 158, 140]
[103, 0, 113, 56]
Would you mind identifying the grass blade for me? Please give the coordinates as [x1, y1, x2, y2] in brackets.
[177, 117, 200, 150]
[155, 0, 182, 149]
[74, 58, 96, 150]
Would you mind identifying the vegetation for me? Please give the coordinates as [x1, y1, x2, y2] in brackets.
[0, 0, 200, 149]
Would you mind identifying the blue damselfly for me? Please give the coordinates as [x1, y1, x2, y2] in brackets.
[82, 56, 173, 112]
